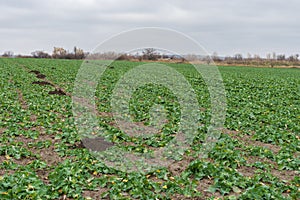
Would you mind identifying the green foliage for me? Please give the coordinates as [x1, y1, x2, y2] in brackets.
[0, 58, 299, 199]
[0, 170, 50, 199]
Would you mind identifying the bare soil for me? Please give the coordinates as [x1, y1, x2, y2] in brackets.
[48, 89, 67, 96]
[36, 74, 46, 79]
[32, 81, 53, 86]
[223, 129, 281, 154]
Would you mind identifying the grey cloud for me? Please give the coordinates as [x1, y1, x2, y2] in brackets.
[0, 0, 299, 56]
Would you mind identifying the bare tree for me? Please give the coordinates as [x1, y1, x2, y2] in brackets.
[287, 54, 299, 62]
[184, 54, 198, 61]
[253, 54, 261, 60]
[277, 54, 286, 61]
[2, 51, 14, 57]
[272, 52, 276, 60]
[31, 51, 51, 58]
[247, 53, 252, 59]
[52, 47, 67, 59]
[73, 46, 85, 59]
[212, 52, 221, 61]
[234, 53, 243, 60]
[203, 55, 212, 65]
[142, 48, 159, 60]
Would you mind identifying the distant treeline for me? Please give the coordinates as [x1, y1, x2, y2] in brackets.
[2, 48, 300, 67]
[213, 52, 300, 67]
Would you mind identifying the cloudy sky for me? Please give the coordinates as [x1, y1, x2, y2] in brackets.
[1, 0, 300, 57]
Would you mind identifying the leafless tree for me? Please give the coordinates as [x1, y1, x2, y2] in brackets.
[2, 51, 14, 57]
[247, 53, 252, 59]
[184, 54, 198, 61]
[142, 48, 159, 60]
[287, 54, 299, 62]
[272, 52, 276, 60]
[234, 53, 243, 60]
[73, 46, 85, 59]
[212, 52, 221, 61]
[52, 47, 67, 59]
[253, 54, 261, 60]
[277, 54, 286, 61]
[31, 51, 51, 58]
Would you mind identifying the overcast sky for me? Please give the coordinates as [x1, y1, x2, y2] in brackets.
[1, 0, 300, 57]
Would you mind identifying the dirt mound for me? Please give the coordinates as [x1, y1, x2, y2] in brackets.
[29, 70, 46, 79]
[32, 81, 53, 86]
[48, 89, 66, 96]
[36, 74, 46, 79]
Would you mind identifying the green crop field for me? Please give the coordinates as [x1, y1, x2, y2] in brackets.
[0, 58, 299, 199]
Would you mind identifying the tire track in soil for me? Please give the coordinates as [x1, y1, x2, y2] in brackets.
[4, 64, 73, 185]
[16, 89, 28, 110]
[224, 129, 299, 184]
[223, 129, 281, 154]
[4, 62, 110, 198]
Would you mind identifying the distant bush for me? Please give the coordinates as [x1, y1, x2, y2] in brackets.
[31, 51, 51, 58]
[51, 47, 86, 59]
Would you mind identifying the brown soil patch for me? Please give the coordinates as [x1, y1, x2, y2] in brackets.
[36, 169, 51, 184]
[12, 135, 34, 144]
[36, 74, 46, 79]
[108, 119, 167, 138]
[271, 169, 299, 182]
[98, 112, 113, 118]
[57, 195, 74, 200]
[224, 129, 281, 154]
[247, 139, 281, 154]
[194, 177, 240, 200]
[80, 137, 114, 152]
[16, 89, 28, 109]
[11, 133, 69, 166]
[12, 78, 38, 124]
[30, 115, 38, 122]
[11, 157, 36, 166]
[12, 128, 51, 144]
[244, 156, 298, 181]
[29, 126, 45, 132]
[0, 158, 15, 177]
[0, 128, 6, 134]
[0, 169, 14, 177]
[246, 156, 277, 167]
[50, 83, 71, 97]
[32, 81, 53, 86]
[82, 188, 110, 200]
[172, 194, 202, 200]
[39, 145, 68, 166]
[0, 156, 12, 176]
[196, 178, 216, 199]
[168, 157, 193, 176]
[48, 89, 67, 96]
[237, 166, 256, 177]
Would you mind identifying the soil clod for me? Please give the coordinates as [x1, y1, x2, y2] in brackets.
[36, 74, 46, 79]
[48, 89, 67, 96]
[32, 81, 53, 86]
